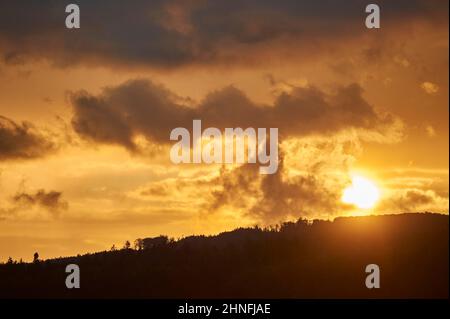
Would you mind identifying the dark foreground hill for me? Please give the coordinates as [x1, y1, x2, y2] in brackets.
[0, 213, 448, 298]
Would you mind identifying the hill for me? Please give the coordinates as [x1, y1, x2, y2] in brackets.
[0, 213, 448, 298]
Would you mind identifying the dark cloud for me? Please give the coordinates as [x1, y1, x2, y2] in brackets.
[379, 189, 445, 213]
[0, 0, 447, 69]
[0, 116, 58, 161]
[254, 156, 345, 220]
[13, 189, 68, 212]
[71, 80, 195, 150]
[402, 190, 434, 206]
[208, 164, 260, 212]
[208, 152, 349, 222]
[0, 189, 68, 220]
[70, 79, 401, 151]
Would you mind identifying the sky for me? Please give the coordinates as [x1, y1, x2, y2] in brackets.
[0, 0, 448, 261]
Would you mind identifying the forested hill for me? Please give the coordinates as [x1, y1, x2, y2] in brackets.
[0, 213, 448, 298]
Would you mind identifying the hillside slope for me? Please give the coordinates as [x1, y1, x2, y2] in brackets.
[0, 213, 448, 298]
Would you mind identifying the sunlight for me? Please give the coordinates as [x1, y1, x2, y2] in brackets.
[342, 175, 380, 209]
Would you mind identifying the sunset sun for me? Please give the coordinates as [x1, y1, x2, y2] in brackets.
[342, 175, 380, 209]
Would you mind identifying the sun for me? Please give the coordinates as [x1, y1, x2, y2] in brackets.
[342, 175, 380, 209]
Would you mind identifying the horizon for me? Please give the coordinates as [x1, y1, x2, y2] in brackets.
[3, 211, 446, 263]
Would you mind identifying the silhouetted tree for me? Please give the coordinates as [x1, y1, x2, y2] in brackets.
[134, 238, 144, 250]
[123, 240, 131, 250]
[110, 244, 117, 251]
[33, 252, 39, 263]
[142, 235, 168, 250]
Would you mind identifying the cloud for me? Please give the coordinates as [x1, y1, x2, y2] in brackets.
[0, 115, 58, 161]
[70, 79, 403, 151]
[13, 189, 68, 212]
[70, 80, 194, 151]
[0, 189, 68, 220]
[378, 189, 449, 213]
[206, 139, 356, 222]
[70, 77, 407, 223]
[253, 156, 348, 221]
[125, 134, 359, 223]
[0, 0, 447, 69]
[208, 161, 345, 223]
[69, 79, 404, 224]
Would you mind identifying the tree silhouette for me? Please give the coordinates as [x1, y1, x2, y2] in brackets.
[134, 238, 144, 250]
[0, 213, 447, 298]
[142, 235, 168, 250]
[33, 252, 39, 263]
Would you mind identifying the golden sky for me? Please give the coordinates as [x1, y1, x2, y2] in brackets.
[0, 0, 448, 261]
